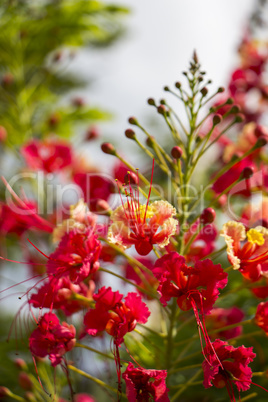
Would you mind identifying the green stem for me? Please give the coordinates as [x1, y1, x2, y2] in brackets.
[170, 369, 202, 400]
[166, 299, 177, 374]
[75, 343, 115, 361]
[99, 267, 157, 299]
[68, 365, 127, 399]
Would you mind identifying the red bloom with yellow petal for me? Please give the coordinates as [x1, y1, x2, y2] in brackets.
[108, 200, 178, 256]
[221, 221, 268, 281]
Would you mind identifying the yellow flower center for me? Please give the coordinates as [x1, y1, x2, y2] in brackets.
[247, 229, 265, 246]
[137, 205, 154, 221]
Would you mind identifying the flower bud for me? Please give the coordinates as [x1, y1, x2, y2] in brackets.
[125, 129, 136, 139]
[175, 82, 181, 89]
[96, 200, 111, 215]
[160, 99, 166, 105]
[146, 136, 154, 148]
[0, 126, 7, 142]
[14, 358, 27, 371]
[213, 114, 222, 126]
[147, 98, 155, 106]
[128, 116, 138, 125]
[0, 387, 11, 397]
[171, 146, 183, 159]
[200, 208, 216, 224]
[72, 97, 85, 107]
[200, 87, 208, 96]
[234, 114, 245, 123]
[2, 73, 14, 87]
[25, 392, 36, 402]
[86, 126, 99, 141]
[164, 86, 169, 91]
[19, 372, 33, 391]
[254, 124, 267, 138]
[218, 87, 225, 93]
[229, 105, 241, 114]
[101, 142, 116, 155]
[157, 105, 166, 115]
[124, 171, 138, 185]
[255, 136, 267, 148]
[226, 98, 234, 105]
[48, 114, 60, 127]
[242, 167, 255, 179]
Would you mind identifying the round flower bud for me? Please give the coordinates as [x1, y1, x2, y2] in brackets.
[200, 207, 216, 224]
[0, 387, 10, 397]
[226, 98, 234, 105]
[234, 114, 245, 123]
[229, 105, 240, 114]
[147, 98, 155, 106]
[242, 167, 255, 179]
[175, 82, 181, 89]
[86, 126, 99, 141]
[157, 105, 166, 115]
[18, 372, 33, 391]
[213, 114, 222, 126]
[125, 129, 136, 139]
[218, 87, 225, 93]
[101, 142, 116, 155]
[96, 200, 111, 215]
[14, 358, 27, 371]
[2, 73, 14, 87]
[72, 97, 85, 107]
[128, 116, 138, 125]
[171, 146, 183, 159]
[146, 136, 154, 148]
[254, 124, 268, 138]
[164, 86, 169, 91]
[0, 126, 7, 142]
[255, 136, 267, 148]
[200, 87, 208, 96]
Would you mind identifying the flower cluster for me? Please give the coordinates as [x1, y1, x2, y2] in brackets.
[2, 13, 268, 402]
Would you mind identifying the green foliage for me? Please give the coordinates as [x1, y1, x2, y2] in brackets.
[0, 0, 127, 145]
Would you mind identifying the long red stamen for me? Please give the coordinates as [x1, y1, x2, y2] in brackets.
[27, 239, 50, 259]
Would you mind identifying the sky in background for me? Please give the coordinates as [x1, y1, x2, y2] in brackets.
[69, 0, 255, 159]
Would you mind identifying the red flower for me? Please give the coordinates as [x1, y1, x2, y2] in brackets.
[202, 339, 256, 393]
[221, 221, 268, 281]
[29, 277, 95, 316]
[29, 313, 76, 366]
[22, 138, 72, 173]
[0, 201, 53, 236]
[255, 301, 268, 335]
[83, 287, 150, 345]
[108, 200, 178, 256]
[153, 252, 228, 313]
[183, 220, 218, 262]
[123, 363, 169, 402]
[208, 307, 244, 339]
[47, 227, 101, 283]
[73, 172, 112, 212]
